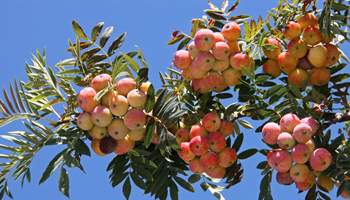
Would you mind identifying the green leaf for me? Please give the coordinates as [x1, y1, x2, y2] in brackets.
[173, 176, 194, 192]
[238, 119, 254, 129]
[91, 22, 104, 42]
[168, 32, 185, 45]
[39, 149, 66, 184]
[123, 177, 131, 200]
[188, 174, 201, 183]
[108, 33, 127, 56]
[238, 148, 258, 159]
[72, 20, 88, 40]
[170, 181, 179, 200]
[232, 133, 244, 152]
[122, 53, 140, 73]
[144, 119, 155, 148]
[59, 167, 70, 197]
[99, 26, 114, 47]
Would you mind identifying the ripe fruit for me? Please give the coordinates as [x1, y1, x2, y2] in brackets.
[280, 113, 301, 133]
[78, 87, 98, 112]
[292, 144, 311, 164]
[325, 43, 341, 66]
[213, 32, 225, 43]
[295, 174, 315, 191]
[276, 172, 294, 185]
[263, 38, 281, 59]
[288, 68, 309, 88]
[221, 22, 240, 41]
[128, 128, 145, 141]
[89, 126, 108, 139]
[262, 122, 281, 145]
[114, 135, 135, 155]
[298, 13, 318, 29]
[189, 158, 204, 173]
[309, 68, 330, 86]
[227, 40, 240, 53]
[300, 117, 319, 135]
[271, 150, 292, 173]
[263, 59, 281, 78]
[173, 50, 192, 70]
[91, 74, 112, 92]
[222, 68, 242, 86]
[287, 39, 308, 59]
[317, 175, 334, 192]
[220, 120, 234, 137]
[191, 52, 215, 76]
[309, 148, 332, 172]
[77, 112, 94, 131]
[202, 112, 221, 132]
[200, 151, 219, 169]
[178, 142, 195, 163]
[307, 44, 328, 68]
[298, 57, 313, 70]
[188, 41, 199, 58]
[289, 164, 310, 182]
[205, 166, 226, 179]
[212, 42, 230, 60]
[218, 148, 237, 168]
[230, 53, 253, 72]
[123, 109, 147, 130]
[303, 26, 323, 45]
[305, 139, 316, 153]
[175, 128, 190, 144]
[116, 77, 136, 96]
[284, 22, 302, 40]
[213, 59, 230, 72]
[107, 119, 129, 140]
[101, 90, 117, 106]
[208, 132, 226, 152]
[100, 137, 117, 154]
[277, 52, 298, 74]
[293, 123, 313, 144]
[194, 29, 215, 51]
[190, 124, 208, 138]
[109, 94, 129, 117]
[140, 82, 151, 94]
[189, 136, 209, 156]
[277, 132, 295, 149]
[127, 89, 147, 108]
[91, 106, 113, 127]
[91, 139, 105, 156]
[207, 72, 227, 92]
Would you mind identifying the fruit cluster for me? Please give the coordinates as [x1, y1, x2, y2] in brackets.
[263, 13, 341, 88]
[173, 22, 254, 93]
[176, 112, 237, 179]
[262, 113, 334, 191]
[76, 74, 157, 156]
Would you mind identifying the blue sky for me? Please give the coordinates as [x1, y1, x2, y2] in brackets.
[1, 0, 348, 199]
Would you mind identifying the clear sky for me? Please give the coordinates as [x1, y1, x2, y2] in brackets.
[1, 0, 348, 199]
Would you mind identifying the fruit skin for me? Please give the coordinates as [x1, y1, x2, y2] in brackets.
[213, 59, 230, 72]
[292, 144, 311, 164]
[100, 137, 117, 154]
[207, 72, 227, 92]
[263, 38, 281, 59]
[227, 40, 240, 53]
[212, 42, 231, 60]
[277, 132, 295, 150]
[191, 52, 215, 79]
[89, 126, 108, 139]
[173, 50, 192, 70]
[284, 21, 302, 40]
[325, 43, 341, 67]
[287, 39, 308, 59]
[277, 52, 298, 74]
[276, 172, 294, 185]
[218, 148, 237, 168]
[91, 106, 113, 127]
[301, 117, 319, 135]
[188, 41, 199, 58]
[128, 128, 145, 141]
[205, 166, 226, 179]
[317, 175, 334, 192]
[298, 57, 313, 70]
[262, 122, 281, 145]
[202, 112, 221, 132]
[310, 148, 333, 172]
[107, 119, 129, 140]
[280, 113, 301, 133]
[178, 142, 195, 163]
[189, 158, 204, 174]
[189, 136, 209, 156]
[263, 59, 281, 78]
[127, 89, 147, 108]
[194, 29, 215, 51]
[288, 68, 309, 88]
[114, 135, 135, 155]
[101, 90, 117, 107]
[200, 151, 219, 169]
[310, 68, 330, 86]
[117, 77, 136, 96]
[91, 139, 106, 156]
[77, 112, 94, 131]
[293, 123, 313, 144]
[303, 26, 323, 45]
[221, 22, 240, 41]
[298, 13, 318, 29]
[140, 82, 152, 94]
[123, 109, 147, 130]
[208, 132, 226, 152]
[230, 53, 253, 73]
[222, 68, 242, 86]
[289, 164, 310, 182]
[295, 173, 315, 191]
[305, 139, 316, 152]
[220, 120, 234, 137]
[190, 124, 208, 138]
[182, 68, 193, 80]
[213, 32, 225, 43]
[91, 74, 112, 92]
[175, 128, 190, 144]
[109, 94, 129, 117]
[307, 44, 328, 68]
[78, 87, 98, 112]
[271, 150, 293, 173]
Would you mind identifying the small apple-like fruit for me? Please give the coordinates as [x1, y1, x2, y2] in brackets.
[89, 126, 108, 139]
[220, 120, 234, 137]
[188, 41, 200, 58]
[295, 173, 315, 192]
[222, 68, 242, 86]
[213, 32, 225, 43]
[213, 59, 230, 72]
[123, 109, 147, 130]
[100, 137, 117, 154]
[271, 150, 293, 173]
[277, 52, 298, 74]
[205, 166, 226, 179]
[91, 139, 106, 156]
[173, 50, 192, 70]
[101, 90, 117, 107]
[109, 94, 129, 117]
[206, 72, 227, 92]
[91, 106, 113, 127]
[293, 123, 313, 144]
[212, 42, 230, 60]
[175, 128, 190, 144]
[307, 44, 328, 68]
[288, 68, 309, 88]
[280, 113, 301, 133]
[292, 144, 311, 164]
[298, 13, 318, 29]
[263, 38, 281, 59]
[208, 132, 226, 152]
[78, 87, 98, 112]
[297, 57, 313, 70]
[277, 132, 295, 149]
[114, 135, 135, 155]
[127, 89, 147, 108]
[189, 158, 205, 174]
[200, 151, 219, 169]
[305, 139, 316, 152]
[325, 43, 341, 67]
[309, 148, 332, 172]
[300, 117, 319, 135]
[227, 40, 240, 54]
[276, 172, 294, 185]
[218, 148, 237, 168]
[317, 175, 334, 192]
[140, 82, 152, 94]
[230, 53, 253, 73]
[190, 124, 208, 138]
[221, 22, 240, 41]
[303, 26, 323, 45]
[283, 22, 302, 40]
[289, 164, 310, 182]
[189, 136, 209, 156]
[77, 112, 94, 131]
[262, 122, 281, 145]
[91, 74, 112, 92]
[287, 39, 308, 59]
[178, 142, 195, 163]
[309, 68, 330, 86]
[107, 119, 129, 140]
[263, 59, 281, 78]
[194, 29, 215, 51]
[128, 128, 146, 141]
[202, 112, 221, 132]
[116, 77, 136, 96]
[191, 52, 215, 78]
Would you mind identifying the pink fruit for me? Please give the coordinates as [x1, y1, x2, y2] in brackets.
[213, 32, 225, 43]
[101, 90, 117, 107]
[189, 136, 209, 156]
[109, 94, 129, 117]
[202, 112, 221, 132]
[293, 123, 313, 144]
[188, 41, 199, 58]
[89, 126, 108, 139]
[277, 132, 295, 149]
[305, 139, 315, 152]
[262, 122, 281, 145]
[271, 150, 292, 173]
[78, 87, 98, 112]
[292, 144, 311, 164]
[128, 128, 145, 141]
[309, 148, 332, 172]
[221, 22, 240, 41]
[194, 29, 215, 51]
[176, 128, 190, 144]
[263, 38, 281, 59]
[91, 74, 112, 92]
[107, 119, 129, 140]
[200, 151, 219, 169]
[230, 53, 253, 72]
[206, 166, 226, 179]
[190, 124, 208, 138]
[222, 68, 242, 86]
[206, 72, 227, 92]
[127, 89, 147, 108]
[267, 151, 275, 168]
[283, 21, 302, 40]
[212, 42, 230, 60]
[218, 148, 237, 168]
[280, 113, 301, 133]
[219, 120, 234, 137]
[277, 52, 298, 74]
[114, 135, 135, 155]
[189, 158, 204, 174]
[213, 59, 230, 72]
[173, 50, 192, 70]
[123, 109, 147, 130]
[192, 52, 215, 73]
[77, 112, 94, 131]
[116, 77, 136, 96]
[287, 39, 308, 59]
[208, 132, 226, 152]
[300, 117, 319, 135]
[178, 142, 195, 163]
[276, 172, 294, 185]
[91, 106, 113, 127]
[289, 164, 310, 182]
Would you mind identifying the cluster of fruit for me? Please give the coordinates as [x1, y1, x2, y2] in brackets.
[262, 113, 334, 191]
[176, 112, 237, 179]
[173, 22, 254, 93]
[76, 74, 157, 156]
[263, 13, 341, 88]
